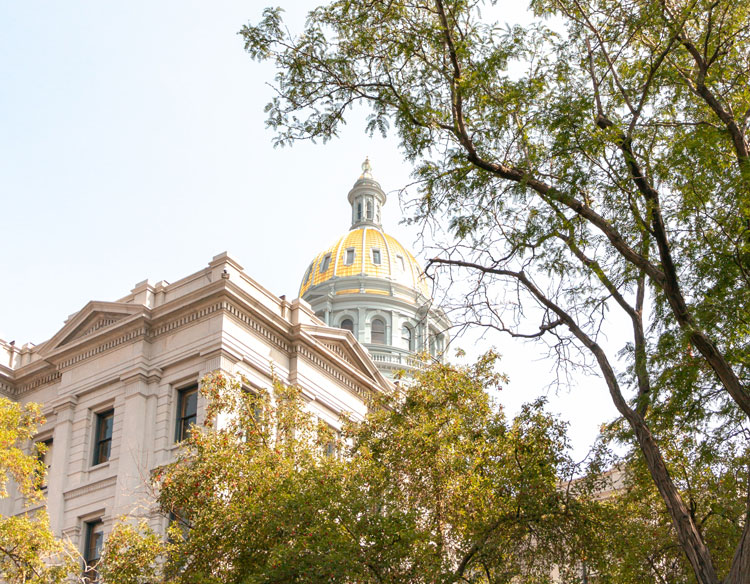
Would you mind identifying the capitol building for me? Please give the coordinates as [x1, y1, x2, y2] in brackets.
[0, 160, 449, 569]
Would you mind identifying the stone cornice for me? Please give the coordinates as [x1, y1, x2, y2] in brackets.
[295, 344, 375, 405]
[6, 278, 390, 400]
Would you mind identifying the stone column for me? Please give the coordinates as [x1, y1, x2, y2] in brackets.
[357, 307, 367, 343]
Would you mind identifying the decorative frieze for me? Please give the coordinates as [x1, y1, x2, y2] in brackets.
[148, 302, 223, 339]
[296, 345, 373, 405]
[57, 327, 147, 371]
[222, 301, 291, 353]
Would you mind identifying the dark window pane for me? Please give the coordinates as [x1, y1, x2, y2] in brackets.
[372, 318, 385, 344]
[340, 318, 354, 333]
[176, 387, 198, 442]
[36, 439, 53, 489]
[93, 411, 113, 465]
[401, 326, 412, 351]
[372, 249, 381, 265]
[84, 519, 104, 582]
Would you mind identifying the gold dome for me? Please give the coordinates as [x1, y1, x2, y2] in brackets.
[299, 226, 429, 298]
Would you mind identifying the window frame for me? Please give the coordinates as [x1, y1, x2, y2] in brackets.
[344, 248, 355, 265]
[401, 325, 413, 351]
[35, 437, 53, 490]
[320, 253, 331, 273]
[302, 262, 313, 285]
[340, 317, 354, 333]
[371, 248, 382, 265]
[83, 518, 104, 582]
[92, 410, 114, 466]
[175, 385, 198, 443]
[371, 317, 386, 344]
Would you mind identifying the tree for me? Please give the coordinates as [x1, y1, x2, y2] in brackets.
[0, 397, 77, 583]
[240, 1, 750, 582]
[108, 362, 599, 583]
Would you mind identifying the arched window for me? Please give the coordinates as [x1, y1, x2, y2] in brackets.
[366, 200, 373, 220]
[401, 325, 413, 351]
[340, 318, 354, 333]
[371, 318, 386, 344]
[429, 329, 438, 356]
[357, 202, 362, 221]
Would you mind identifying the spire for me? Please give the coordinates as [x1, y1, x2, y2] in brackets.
[348, 157, 387, 230]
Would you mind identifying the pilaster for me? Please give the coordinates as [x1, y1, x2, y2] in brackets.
[111, 367, 161, 518]
[48, 395, 78, 535]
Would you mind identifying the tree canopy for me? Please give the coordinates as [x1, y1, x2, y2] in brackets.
[104, 362, 605, 583]
[240, 1, 750, 582]
[0, 397, 77, 583]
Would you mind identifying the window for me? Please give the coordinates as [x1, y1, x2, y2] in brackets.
[83, 519, 104, 582]
[320, 253, 331, 273]
[175, 386, 198, 442]
[371, 318, 386, 344]
[302, 263, 312, 285]
[344, 248, 355, 265]
[401, 325, 413, 351]
[429, 330, 442, 356]
[340, 318, 354, 333]
[396, 255, 405, 271]
[92, 410, 113, 466]
[366, 200, 373, 219]
[35, 438, 53, 489]
[372, 248, 381, 265]
[357, 202, 362, 221]
[168, 510, 190, 544]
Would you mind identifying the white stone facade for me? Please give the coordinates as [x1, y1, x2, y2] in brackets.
[0, 252, 390, 557]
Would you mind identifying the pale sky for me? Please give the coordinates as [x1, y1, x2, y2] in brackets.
[0, 1, 618, 458]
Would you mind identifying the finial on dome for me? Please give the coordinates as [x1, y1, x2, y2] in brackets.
[360, 157, 372, 179]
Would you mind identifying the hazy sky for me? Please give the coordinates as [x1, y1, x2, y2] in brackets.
[1, 1, 618, 456]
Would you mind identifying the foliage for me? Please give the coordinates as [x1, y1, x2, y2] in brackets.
[239, 1, 750, 581]
[109, 362, 599, 583]
[99, 520, 164, 584]
[0, 397, 78, 583]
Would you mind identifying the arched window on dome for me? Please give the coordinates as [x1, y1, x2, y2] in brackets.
[340, 318, 354, 334]
[366, 200, 373, 220]
[371, 318, 386, 344]
[401, 325, 413, 351]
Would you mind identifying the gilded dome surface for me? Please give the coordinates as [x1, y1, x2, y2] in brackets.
[299, 227, 429, 298]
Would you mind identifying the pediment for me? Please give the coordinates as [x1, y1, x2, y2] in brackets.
[305, 326, 390, 390]
[42, 302, 146, 352]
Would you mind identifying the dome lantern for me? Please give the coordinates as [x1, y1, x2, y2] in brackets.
[347, 157, 387, 230]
